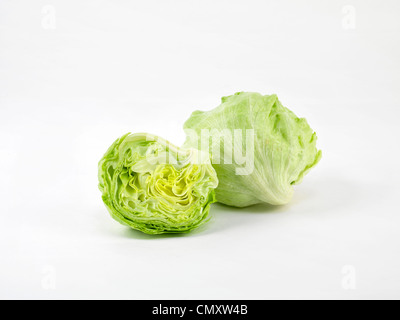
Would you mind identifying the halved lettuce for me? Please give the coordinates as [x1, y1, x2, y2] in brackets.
[183, 92, 322, 207]
[98, 133, 218, 234]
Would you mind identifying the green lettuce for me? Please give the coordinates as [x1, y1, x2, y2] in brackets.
[98, 133, 218, 234]
[183, 92, 322, 207]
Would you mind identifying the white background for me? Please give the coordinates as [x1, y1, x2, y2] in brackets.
[1, 0, 399, 299]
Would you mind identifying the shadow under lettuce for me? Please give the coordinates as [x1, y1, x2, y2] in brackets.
[111, 174, 367, 239]
[114, 202, 285, 239]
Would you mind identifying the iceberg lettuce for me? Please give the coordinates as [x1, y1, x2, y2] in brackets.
[183, 92, 321, 207]
[98, 133, 218, 234]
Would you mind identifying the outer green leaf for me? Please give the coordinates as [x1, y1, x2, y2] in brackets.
[98, 133, 218, 234]
[183, 92, 322, 207]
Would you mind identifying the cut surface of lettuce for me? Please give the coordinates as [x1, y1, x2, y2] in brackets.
[183, 92, 322, 207]
[98, 133, 218, 234]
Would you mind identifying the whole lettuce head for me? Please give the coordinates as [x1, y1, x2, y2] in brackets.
[183, 92, 322, 207]
[98, 133, 218, 234]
